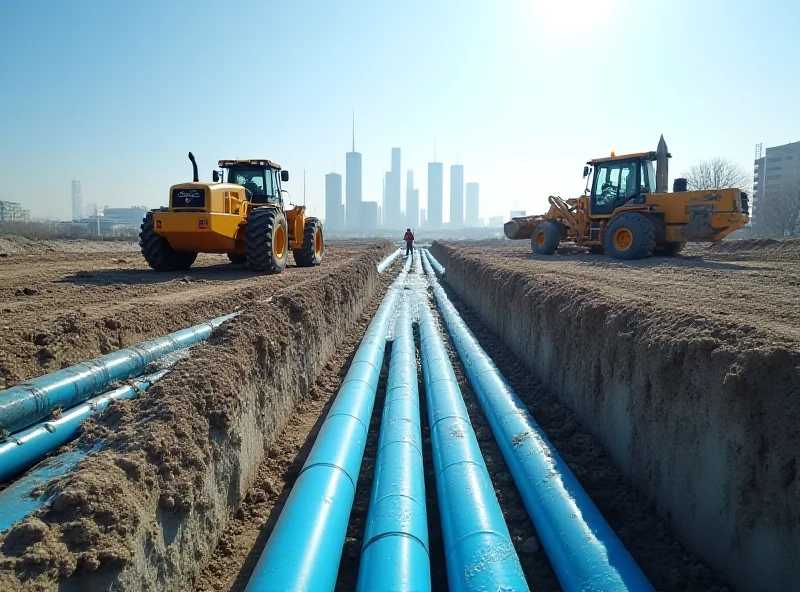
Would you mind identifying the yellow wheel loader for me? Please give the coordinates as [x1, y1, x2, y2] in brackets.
[504, 136, 750, 260]
[140, 153, 324, 273]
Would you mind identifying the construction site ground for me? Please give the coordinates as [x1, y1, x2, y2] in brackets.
[0, 236, 797, 591]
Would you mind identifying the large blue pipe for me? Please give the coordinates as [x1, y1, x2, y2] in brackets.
[0, 312, 239, 435]
[377, 248, 403, 273]
[418, 300, 529, 592]
[244, 270, 408, 592]
[422, 250, 655, 592]
[422, 248, 444, 276]
[0, 370, 168, 482]
[356, 296, 430, 592]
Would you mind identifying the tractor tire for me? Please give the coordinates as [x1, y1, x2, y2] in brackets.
[604, 213, 656, 260]
[654, 242, 685, 257]
[293, 218, 324, 267]
[531, 221, 560, 255]
[227, 253, 246, 264]
[245, 207, 288, 273]
[139, 211, 197, 271]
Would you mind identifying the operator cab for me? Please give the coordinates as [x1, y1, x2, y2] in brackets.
[214, 159, 289, 206]
[583, 153, 658, 216]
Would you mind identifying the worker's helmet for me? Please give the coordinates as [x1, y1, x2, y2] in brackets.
[406, 228, 411, 232]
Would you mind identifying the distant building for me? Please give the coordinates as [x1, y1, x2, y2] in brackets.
[753, 140, 800, 230]
[345, 114, 362, 231]
[325, 172, 343, 232]
[382, 148, 402, 229]
[488, 215, 504, 228]
[449, 165, 464, 229]
[478, 216, 485, 227]
[361, 201, 379, 233]
[0, 201, 31, 223]
[465, 182, 479, 227]
[103, 206, 148, 227]
[420, 208, 427, 228]
[71, 180, 82, 222]
[406, 170, 419, 229]
[427, 162, 443, 229]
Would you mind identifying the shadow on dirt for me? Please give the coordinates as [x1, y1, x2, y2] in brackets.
[58, 264, 300, 286]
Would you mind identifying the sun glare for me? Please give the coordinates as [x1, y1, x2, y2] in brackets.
[529, 0, 618, 36]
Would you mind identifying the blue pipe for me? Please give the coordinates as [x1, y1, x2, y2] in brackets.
[0, 444, 101, 533]
[423, 248, 444, 276]
[0, 312, 239, 435]
[418, 300, 529, 592]
[0, 370, 169, 482]
[356, 296, 430, 592]
[245, 271, 407, 592]
[377, 248, 403, 273]
[422, 250, 655, 592]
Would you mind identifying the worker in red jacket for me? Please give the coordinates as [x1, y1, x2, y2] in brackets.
[403, 228, 415, 256]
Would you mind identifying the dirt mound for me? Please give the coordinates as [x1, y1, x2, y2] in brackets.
[431, 241, 800, 592]
[702, 236, 800, 261]
[0, 241, 394, 389]
[0, 253, 392, 590]
[0, 236, 138, 256]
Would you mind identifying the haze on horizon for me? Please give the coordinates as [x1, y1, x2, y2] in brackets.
[1, 0, 798, 225]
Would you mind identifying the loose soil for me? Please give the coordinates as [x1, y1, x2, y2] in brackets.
[0, 240, 394, 389]
[0, 241, 395, 592]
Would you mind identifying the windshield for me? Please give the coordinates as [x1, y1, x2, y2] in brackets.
[225, 166, 279, 204]
[642, 160, 657, 193]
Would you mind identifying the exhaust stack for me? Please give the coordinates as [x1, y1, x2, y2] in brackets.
[188, 152, 199, 182]
[656, 135, 669, 193]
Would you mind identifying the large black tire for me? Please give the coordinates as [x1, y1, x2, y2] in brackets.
[139, 210, 197, 271]
[227, 253, 246, 264]
[531, 221, 560, 255]
[245, 207, 288, 273]
[604, 213, 656, 260]
[654, 242, 685, 257]
[293, 218, 324, 267]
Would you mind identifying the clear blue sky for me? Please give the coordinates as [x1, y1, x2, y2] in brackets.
[1, 0, 798, 223]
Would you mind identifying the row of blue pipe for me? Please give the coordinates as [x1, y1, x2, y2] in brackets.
[423, 247, 445, 276]
[376, 248, 403, 273]
[421, 249, 655, 591]
[418, 296, 529, 591]
[356, 296, 430, 591]
[244, 267, 410, 591]
[0, 312, 240, 436]
[0, 370, 169, 483]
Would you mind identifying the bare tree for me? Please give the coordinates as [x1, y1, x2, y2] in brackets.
[682, 157, 750, 191]
[758, 184, 800, 237]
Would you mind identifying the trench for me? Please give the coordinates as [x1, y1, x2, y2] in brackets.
[430, 241, 798, 592]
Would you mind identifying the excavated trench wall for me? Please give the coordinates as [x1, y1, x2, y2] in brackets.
[430, 242, 800, 592]
[0, 248, 393, 592]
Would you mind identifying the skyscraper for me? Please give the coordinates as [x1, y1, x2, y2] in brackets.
[427, 162, 443, 229]
[465, 182, 479, 227]
[382, 148, 402, 228]
[325, 172, 343, 232]
[449, 164, 464, 229]
[406, 170, 418, 229]
[345, 113, 362, 231]
[71, 179, 82, 222]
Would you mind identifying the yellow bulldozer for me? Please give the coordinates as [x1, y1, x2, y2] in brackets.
[140, 153, 324, 273]
[504, 136, 750, 259]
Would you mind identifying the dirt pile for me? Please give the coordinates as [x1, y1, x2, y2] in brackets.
[431, 241, 800, 592]
[700, 236, 800, 261]
[0, 255, 389, 591]
[0, 236, 138, 256]
[0, 241, 394, 389]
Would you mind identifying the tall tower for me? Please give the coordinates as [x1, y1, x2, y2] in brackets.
[465, 182, 479, 227]
[345, 110, 362, 231]
[449, 164, 464, 229]
[406, 170, 418, 228]
[325, 172, 343, 232]
[427, 161, 443, 230]
[71, 179, 82, 221]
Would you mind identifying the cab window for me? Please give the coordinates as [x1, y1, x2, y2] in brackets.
[592, 160, 639, 214]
